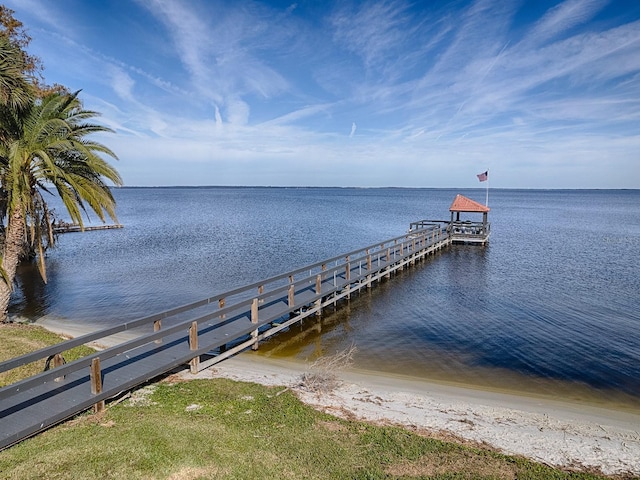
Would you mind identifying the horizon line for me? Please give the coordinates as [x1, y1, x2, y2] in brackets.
[112, 185, 640, 191]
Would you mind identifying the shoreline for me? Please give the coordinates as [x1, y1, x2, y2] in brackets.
[195, 353, 640, 476]
[37, 316, 640, 476]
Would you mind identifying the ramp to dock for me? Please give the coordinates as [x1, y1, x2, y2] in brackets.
[0, 224, 450, 450]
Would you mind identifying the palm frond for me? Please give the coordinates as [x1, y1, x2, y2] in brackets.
[0, 35, 34, 110]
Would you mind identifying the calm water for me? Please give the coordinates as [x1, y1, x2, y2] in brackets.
[11, 187, 640, 409]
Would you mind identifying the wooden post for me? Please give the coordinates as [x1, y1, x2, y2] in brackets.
[344, 256, 351, 298]
[189, 322, 198, 350]
[385, 248, 391, 278]
[332, 271, 337, 306]
[412, 237, 416, 259]
[251, 298, 259, 350]
[90, 358, 105, 413]
[366, 253, 372, 288]
[53, 353, 65, 382]
[288, 284, 295, 308]
[414, 238, 418, 261]
[219, 297, 226, 319]
[53, 353, 64, 368]
[251, 297, 259, 322]
[315, 274, 322, 316]
[345, 257, 350, 281]
[189, 321, 199, 373]
[154, 319, 162, 344]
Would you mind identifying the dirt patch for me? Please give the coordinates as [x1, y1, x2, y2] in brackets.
[167, 466, 226, 480]
[125, 385, 158, 407]
[385, 450, 518, 479]
[317, 420, 348, 433]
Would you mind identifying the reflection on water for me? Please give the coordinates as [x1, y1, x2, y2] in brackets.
[258, 265, 640, 411]
[258, 247, 640, 411]
[9, 187, 640, 411]
[13, 262, 50, 318]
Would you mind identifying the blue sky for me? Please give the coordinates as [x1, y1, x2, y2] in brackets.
[5, 0, 640, 188]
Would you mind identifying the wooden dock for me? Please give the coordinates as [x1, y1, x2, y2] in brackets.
[52, 223, 124, 234]
[0, 222, 454, 450]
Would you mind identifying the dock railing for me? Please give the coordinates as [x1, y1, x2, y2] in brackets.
[408, 219, 450, 231]
[0, 224, 452, 416]
[0, 223, 453, 449]
[448, 221, 490, 244]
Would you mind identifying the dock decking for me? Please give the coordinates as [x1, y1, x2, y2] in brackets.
[52, 223, 124, 234]
[0, 223, 452, 450]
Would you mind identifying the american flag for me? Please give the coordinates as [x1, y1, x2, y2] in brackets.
[477, 171, 488, 182]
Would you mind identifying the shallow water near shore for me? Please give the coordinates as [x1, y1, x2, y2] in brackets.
[12, 187, 640, 411]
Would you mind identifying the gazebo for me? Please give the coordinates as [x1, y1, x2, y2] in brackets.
[448, 194, 490, 244]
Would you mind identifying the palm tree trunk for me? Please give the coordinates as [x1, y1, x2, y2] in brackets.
[0, 208, 26, 322]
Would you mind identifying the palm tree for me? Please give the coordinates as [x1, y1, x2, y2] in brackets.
[0, 91, 122, 321]
[0, 34, 33, 111]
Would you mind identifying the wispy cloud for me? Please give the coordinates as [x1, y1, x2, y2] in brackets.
[260, 104, 333, 127]
[139, 0, 291, 125]
[330, 0, 413, 71]
[6, 0, 639, 188]
[527, 0, 609, 45]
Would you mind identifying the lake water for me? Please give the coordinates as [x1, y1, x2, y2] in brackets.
[10, 187, 640, 410]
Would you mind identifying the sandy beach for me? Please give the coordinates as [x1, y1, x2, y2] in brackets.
[185, 353, 640, 477]
[37, 316, 640, 476]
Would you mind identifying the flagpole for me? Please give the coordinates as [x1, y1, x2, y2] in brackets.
[485, 170, 489, 207]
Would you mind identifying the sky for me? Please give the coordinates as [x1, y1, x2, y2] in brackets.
[4, 0, 640, 188]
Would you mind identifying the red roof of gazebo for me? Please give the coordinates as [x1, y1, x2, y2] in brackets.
[449, 194, 490, 213]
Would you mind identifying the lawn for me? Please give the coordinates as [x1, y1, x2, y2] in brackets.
[0, 324, 625, 480]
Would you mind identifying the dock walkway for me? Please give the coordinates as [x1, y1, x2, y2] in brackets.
[0, 223, 450, 450]
[52, 223, 124, 234]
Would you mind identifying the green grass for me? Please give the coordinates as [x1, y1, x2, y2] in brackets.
[0, 324, 633, 480]
[0, 323, 95, 387]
